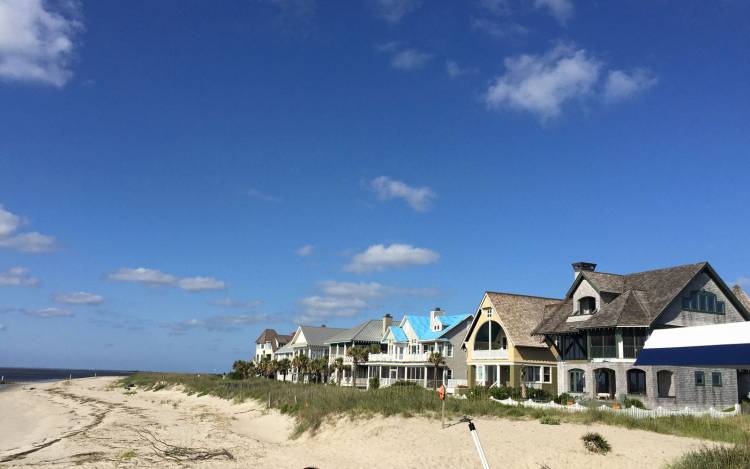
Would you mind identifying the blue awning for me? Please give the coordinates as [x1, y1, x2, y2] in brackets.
[635, 322, 750, 368]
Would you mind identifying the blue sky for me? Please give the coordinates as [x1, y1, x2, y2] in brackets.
[1, 0, 749, 372]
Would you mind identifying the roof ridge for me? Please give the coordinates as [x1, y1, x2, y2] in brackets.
[486, 291, 562, 301]
[620, 261, 707, 278]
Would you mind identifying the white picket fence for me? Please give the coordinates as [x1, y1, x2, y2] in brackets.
[489, 396, 741, 419]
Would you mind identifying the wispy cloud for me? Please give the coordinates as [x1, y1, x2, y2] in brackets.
[533, 0, 573, 25]
[446, 60, 479, 78]
[210, 298, 263, 309]
[108, 267, 226, 292]
[484, 43, 655, 122]
[0, 0, 82, 87]
[53, 291, 104, 305]
[369, 0, 422, 24]
[345, 243, 439, 273]
[0, 205, 57, 253]
[247, 188, 282, 203]
[0, 267, 39, 287]
[470, 17, 528, 39]
[22, 307, 73, 318]
[164, 313, 271, 334]
[296, 244, 314, 256]
[298, 279, 438, 322]
[390, 48, 434, 71]
[370, 176, 436, 212]
[604, 68, 658, 103]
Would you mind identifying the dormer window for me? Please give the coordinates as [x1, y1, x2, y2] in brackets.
[578, 296, 596, 315]
[682, 290, 725, 314]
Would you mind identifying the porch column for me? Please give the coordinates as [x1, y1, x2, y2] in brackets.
[424, 367, 428, 388]
[366, 366, 370, 389]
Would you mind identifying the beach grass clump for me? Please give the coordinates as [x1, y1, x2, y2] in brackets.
[581, 432, 611, 454]
[119, 449, 136, 460]
[539, 415, 560, 425]
[668, 443, 750, 469]
[119, 373, 750, 442]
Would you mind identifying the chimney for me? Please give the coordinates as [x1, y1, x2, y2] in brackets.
[382, 314, 393, 336]
[430, 307, 444, 330]
[572, 262, 597, 278]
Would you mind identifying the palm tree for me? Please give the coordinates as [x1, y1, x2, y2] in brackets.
[428, 352, 445, 390]
[332, 357, 345, 385]
[346, 344, 380, 387]
[310, 358, 327, 383]
[292, 354, 310, 383]
[520, 366, 527, 399]
[278, 358, 291, 381]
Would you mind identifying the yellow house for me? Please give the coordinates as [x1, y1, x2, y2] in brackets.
[462, 291, 561, 394]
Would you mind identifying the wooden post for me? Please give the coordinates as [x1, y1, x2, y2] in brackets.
[267, 392, 271, 409]
[441, 399, 446, 429]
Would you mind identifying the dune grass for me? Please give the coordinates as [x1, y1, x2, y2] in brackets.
[668, 443, 750, 469]
[120, 372, 750, 443]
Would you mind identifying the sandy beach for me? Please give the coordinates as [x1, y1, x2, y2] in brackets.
[0, 377, 715, 468]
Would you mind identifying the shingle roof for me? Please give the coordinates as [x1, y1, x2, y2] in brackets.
[479, 292, 562, 348]
[534, 262, 743, 335]
[295, 325, 348, 347]
[324, 320, 384, 345]
[732, 285, 750, 313]
[256, 328, 280, 344]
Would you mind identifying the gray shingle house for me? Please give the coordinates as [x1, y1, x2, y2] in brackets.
[534, 261, 750, 409]
[324, 318, 387, 387]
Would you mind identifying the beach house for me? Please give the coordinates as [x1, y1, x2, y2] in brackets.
[254, 329, 292, 363]
[534, 261, 750, 409]
[462, 292, 560, 395]
[324, 318, 386, 387]
[366, 308, 473, 390]
[282, 325, 347, 382]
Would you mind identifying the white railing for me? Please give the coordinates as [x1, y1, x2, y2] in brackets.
[329, 355, 353, 364]
[489, 397, 742, 419]
[472, 349, 508, 360]
[447, 379, 467, 390]
[368, 352, 431, 362]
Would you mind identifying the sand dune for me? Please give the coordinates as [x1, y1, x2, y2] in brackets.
[0, 377, 715, 468]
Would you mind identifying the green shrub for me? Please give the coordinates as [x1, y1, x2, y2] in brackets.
[540, 415, 560, 425]
[392, 380, 417, 387]
[369, 376, 380, 390]
[488, 386, 513, 400]
[668, 444, 750, 469]
[582, 432, 611, 454]
[555, 392, 574, 405]
[526, 387, 552, 402]
[466, 386, 489, 400]
[624, 397, 646, 409]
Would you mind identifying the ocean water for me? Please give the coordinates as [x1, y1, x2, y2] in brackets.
[0, 367, 135, 384]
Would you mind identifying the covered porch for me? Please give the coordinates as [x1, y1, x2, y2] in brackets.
[367, 364, 450, 389]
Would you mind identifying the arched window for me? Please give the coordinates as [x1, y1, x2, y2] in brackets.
[578, 296, 597, 315]
[626, 369, 647, 395]
[473, 320, 506, 351]
[657, 370, 675, 398]
[569, 368, 585, 393]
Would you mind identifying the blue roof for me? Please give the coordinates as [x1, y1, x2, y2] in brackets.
[384, 314, 471, 342]
[387, 325, 408, 342]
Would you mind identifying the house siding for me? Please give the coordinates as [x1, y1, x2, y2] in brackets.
[657, 272, 745, 326]
[443, 318, 471, 380]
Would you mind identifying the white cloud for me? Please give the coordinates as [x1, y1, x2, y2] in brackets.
[53, 291, 104, 305]
[0, 205, 57, 253]
[165, 313, 271, 334]
[604, 68, 658, 103]
[533, 0, 573, 25]
[345, 243, 439, 273]
[446, 60, 479, 78]
[370, 0, 422, 24]
[210, 298, 263, 309]
[108, 267, 177, 285]
[296, 244, 314, 256]
[24, 307, 73, 318]
[299, 295, 369, 321]
[319, 280, 385, 298]
[247, 188, 281, 203]
[390, 48, 433, 71]
[177, 276, 226, 292]
[470, 17, 528, 39]
[484, 44, 601, 121]
[477, 0, 511, 16]
[0, 266, 39, 286]
[370, 176, 436, 212]
[0, 0, 82, 87]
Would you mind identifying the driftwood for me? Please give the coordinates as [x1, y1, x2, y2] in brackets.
[135, 429, 234, 462]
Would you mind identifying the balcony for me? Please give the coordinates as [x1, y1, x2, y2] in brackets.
[329, 354, 354, 364]
[368, 352, 431, 363]
[472, 348, 508, 360]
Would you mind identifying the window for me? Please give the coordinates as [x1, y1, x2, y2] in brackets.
[682, 291, 725, 314]
[589, 330, 617, 358]
[622, 329, 648, 359]
[712, 372, 722, 387]
[445, 343, 454, 357]
[543, 366, 551, 383]
[577, 296, 597, 315]
[569, 369, 585, 393]
[657, 370, 675, 398]
[473, 320, 505, 351]
[475, 365, 485, 383]
[626, 369, 647, 395]
[695, 371, 705, 386]
[524, 366, 541, 383]
[557, 334, 587, 360]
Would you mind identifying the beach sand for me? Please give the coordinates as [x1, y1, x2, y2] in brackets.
[0, 377, 715, 468]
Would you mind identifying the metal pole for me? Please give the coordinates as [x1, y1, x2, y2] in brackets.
[467, 419, 490, 469]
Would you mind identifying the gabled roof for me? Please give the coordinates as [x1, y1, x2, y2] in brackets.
[256, 328, 280, 344]
[464, 292, 562, 348]
[535, 262, 750, 335]
[276, 334, 293, 345]
[386, 325, 408, 342]
[275, 343, 294, 355]
[324, 319, 383, 345]
[407, 314, 472, 341]
[293, 325, 347, 347]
